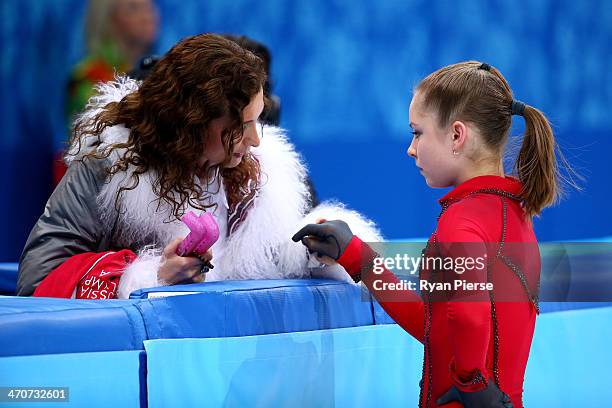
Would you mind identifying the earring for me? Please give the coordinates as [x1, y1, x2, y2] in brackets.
[452, 150, 459, 156]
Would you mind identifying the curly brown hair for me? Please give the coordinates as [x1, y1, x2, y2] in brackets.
[71, 33, 266, 220]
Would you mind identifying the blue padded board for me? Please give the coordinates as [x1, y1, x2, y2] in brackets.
[0, 297, 147, 357]
[0, 350, 145, 408]
[144, 306, 612, 408]
[0, 263, 18, 295]
[524, 306, 612, 406]
[0, 280, 372, 357]
[131, 279, 374, 339]
[144, 325, 421, 408]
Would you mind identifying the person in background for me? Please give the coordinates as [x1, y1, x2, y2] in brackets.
[54, 0, 159, 185]
[67, 0, 158, 118]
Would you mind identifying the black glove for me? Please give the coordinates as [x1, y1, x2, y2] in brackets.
[291, 220, 354, 260]
[437, 381, 513, 408]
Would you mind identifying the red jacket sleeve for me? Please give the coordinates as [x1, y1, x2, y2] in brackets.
[338, 236, 425, 343]
[33, 250, 137, 299]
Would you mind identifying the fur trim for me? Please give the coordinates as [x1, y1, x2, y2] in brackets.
[304, 201, 383, 242]
[205, 126, 312, 281]
[87, 75, 140, 114]
[66, 76, 139, 165]
[117, 247, 163, 299]
[96, 159, 193, 249]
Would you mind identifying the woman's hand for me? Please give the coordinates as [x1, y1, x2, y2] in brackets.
[158, 238, 213, 285]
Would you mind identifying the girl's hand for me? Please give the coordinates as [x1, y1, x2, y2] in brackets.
[158, 238, 213, 285]
[292, 219, 354, 260]
[313, 218, 337, 265]
[437, 381, 513, 407]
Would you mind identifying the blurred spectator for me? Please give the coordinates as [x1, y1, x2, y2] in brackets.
[67, 0, 159, 119]
[55, 0, 158, 185]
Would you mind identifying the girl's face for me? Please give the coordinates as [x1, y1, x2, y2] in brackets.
[200, 88, 265, 170]
[407, 92, 461, 188]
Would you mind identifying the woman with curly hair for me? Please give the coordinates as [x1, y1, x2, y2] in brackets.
[18, 33, 380, 299]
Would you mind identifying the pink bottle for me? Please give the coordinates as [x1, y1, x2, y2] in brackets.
[176, 211, 220, 257]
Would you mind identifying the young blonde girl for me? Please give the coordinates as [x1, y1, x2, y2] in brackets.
[294, 61, 561, 408]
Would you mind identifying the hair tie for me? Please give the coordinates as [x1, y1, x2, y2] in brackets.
[511, 100, 526, 116]
[478, 63, 491, 71]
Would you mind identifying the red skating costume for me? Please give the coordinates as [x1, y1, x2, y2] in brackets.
[338, 175, 540, 408]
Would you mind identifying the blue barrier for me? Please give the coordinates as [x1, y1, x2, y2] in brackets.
[131, 279, 373, 338]
[1, 279, 611, 407]
[0, 297, 146, 357]
[145, 325, 421, 408]
[0, 350, 144, 408]
[0, 263, 18, 295]
[143, 306, 612, 408]
[524, 306, 612, 406]
[0, 280, 375, 358]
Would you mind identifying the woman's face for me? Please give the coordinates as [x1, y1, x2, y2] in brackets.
[112, 0, 159, 48]
[201, 88, 265, 169]
[407, 92, 460, 188]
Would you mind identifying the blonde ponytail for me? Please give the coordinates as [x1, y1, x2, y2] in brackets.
[515, 105, 559, 217]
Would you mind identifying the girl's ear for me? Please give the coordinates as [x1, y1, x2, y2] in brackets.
[450, 120, 468, 152]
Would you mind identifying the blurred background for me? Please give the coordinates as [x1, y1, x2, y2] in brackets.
[1, 0, 611, 261]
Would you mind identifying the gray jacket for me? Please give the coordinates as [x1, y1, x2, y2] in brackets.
[17, 158, 113, 296]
